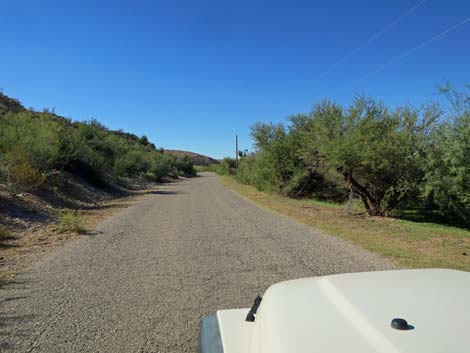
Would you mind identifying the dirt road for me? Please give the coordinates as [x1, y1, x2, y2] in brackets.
[0, 173, 394, 352]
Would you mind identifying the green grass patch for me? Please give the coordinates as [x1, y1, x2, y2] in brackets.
[302, 198, 343, 209]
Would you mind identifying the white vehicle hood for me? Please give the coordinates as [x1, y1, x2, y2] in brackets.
[220, 269, 470, 353]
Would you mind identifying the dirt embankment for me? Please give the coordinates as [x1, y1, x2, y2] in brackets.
[0, 171, 158, 278]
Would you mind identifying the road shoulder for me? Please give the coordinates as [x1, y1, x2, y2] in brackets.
[0, 184, 159, 280]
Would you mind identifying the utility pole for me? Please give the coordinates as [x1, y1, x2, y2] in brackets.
[235, 134, 239, 168]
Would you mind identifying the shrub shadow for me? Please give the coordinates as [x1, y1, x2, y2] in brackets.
[0, 278, 34, 351]
[145, 190, 188, 195]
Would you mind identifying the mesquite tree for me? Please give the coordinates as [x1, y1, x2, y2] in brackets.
[298, 98, 440, 216]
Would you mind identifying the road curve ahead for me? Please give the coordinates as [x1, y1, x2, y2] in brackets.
[1, 172, 394, 352]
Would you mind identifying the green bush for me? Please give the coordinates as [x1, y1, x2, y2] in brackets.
[0, 111, 62, 172]
[0, 148, 45, 193]
[57, 209, 86, 234]
[141, 171, 157, 181]
[59, 124, 108, 172]
[313, 98, 438, 216]
[212, 157, 237, 175]
[0, 225, 13, 241]
[236, 154, 278, 193]
[149, 153, 172, 181]
[423, 86, 470, 226]
[0, 93, 194, 194]
[227, 90, 467, 228]
[175, 155, 197, 177]
[114, 149, 150, 177]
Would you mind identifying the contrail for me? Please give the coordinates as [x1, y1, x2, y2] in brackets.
[319, 0, 428, 79]
[356, 18, 470, 83]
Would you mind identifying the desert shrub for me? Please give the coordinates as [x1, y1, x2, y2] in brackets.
[175, 155, 197, 176]
[312, 98, 439, 216]
[212, 157, 237, 175]
[244, 98, 441, 216]
[141, 171, 157, 181]
[250, 123, 299, 189]
[0, 225, 13, 241]
[57, 123, 110, 181]
[0, 92, 195, 192]
[150, 153, 172, 180]
[0, 111, 62, 172]
[423, 86, 470, 227]
[57, 209, 86, 234]
[114, 149, 151, 177]
[236, 153, 278, 192]
[0, 148, 45, 193]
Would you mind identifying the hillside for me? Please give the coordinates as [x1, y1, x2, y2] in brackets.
[0, 92, 25, 112]
[0, 91, 199, 275]
[164, 150, 219, 166]
[0, 92, 197, 183]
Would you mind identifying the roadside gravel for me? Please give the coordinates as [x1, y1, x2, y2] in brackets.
[0, 172, 394, 352]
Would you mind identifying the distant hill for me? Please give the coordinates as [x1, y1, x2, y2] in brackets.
[164, 150, 219, 166]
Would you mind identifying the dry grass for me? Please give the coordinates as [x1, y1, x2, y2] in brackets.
[0, 190, 154, 280]
[0, 225, 14, 241]
[57, 209, 87, 234]
[220, 176, 470, 270]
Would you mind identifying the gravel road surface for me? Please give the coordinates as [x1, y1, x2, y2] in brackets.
[1, 172, 394, 352]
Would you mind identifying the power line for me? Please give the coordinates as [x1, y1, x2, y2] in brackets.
[355, 18, 470, 83]
[319, 0, 428, 79]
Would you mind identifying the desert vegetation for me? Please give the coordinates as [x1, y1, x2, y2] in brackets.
[0, 91, 198, 274]
[214, 85, 470, 229]
[0, 92, 196, 196]
[57, 209, 87, 234]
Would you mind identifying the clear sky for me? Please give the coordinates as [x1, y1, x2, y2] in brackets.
[1, 0, 469, 159]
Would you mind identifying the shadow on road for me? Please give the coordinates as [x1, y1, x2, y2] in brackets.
[82, 203, 130, 211]
[0, 277, 33, 352]
[145, 190, 188, 195]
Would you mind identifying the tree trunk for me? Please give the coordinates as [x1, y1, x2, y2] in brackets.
[339, 168, 384, 216]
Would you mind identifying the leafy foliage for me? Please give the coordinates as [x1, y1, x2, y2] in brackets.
[174, 155, 197, 177]
[423, 86, 470, 226]
[310, 98, 439, 216]
[0, 147, 46, 194]
[57, 209, 86, 234]
[219, 88, 469, 227]
[236, 153, 279, 193]
[210, 157, 237, 175]
[0, 94, 196, 192]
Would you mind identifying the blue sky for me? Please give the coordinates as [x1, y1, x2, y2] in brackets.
[1, 0, 469, 158]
